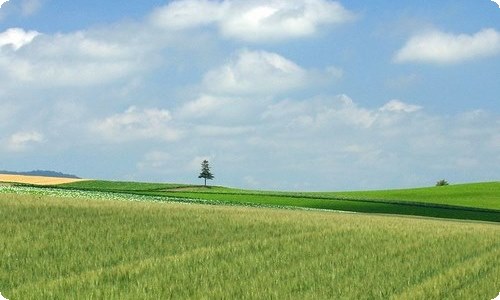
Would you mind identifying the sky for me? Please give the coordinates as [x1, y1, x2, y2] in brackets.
[0, 0, 499, 191]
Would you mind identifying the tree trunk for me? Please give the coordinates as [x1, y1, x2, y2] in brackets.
[204, 178, 207, 186]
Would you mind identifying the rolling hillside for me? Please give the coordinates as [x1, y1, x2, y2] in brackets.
[1, 175, 498, 222]
[58, 180, 500, 222]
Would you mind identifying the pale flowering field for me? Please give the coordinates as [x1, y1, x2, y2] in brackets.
[0, 185, 499, 299]
[0, 184, 227, 207]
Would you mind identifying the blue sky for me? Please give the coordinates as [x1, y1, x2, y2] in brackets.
[0, 0, 499, 191]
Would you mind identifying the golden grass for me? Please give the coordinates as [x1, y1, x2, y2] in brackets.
[0, 174, 88, 185]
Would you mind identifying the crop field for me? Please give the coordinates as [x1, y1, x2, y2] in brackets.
[0, 188, 499, 299]
[58, 180, 500, 222]
[0, 174, 87, 186]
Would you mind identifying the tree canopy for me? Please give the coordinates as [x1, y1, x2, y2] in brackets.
[198, 160, 214, 186]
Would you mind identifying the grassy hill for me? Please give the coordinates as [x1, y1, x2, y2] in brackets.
[1, 176, 498, 222]
[0, 192, 498, 299]
[57, 180, 500, 222]
[320, 182, 500, 210]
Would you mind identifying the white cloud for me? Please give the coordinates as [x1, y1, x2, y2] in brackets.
[0, 28, 154, 87]
[150, 0, 225, 29]
[395, 28, 500, 64]
[202, 50, 310, 95]
[151, 0, 355, 42]
[178, 49, 342, 129]
[263, 96, 424, 131]
[264, 95, 378, 129]
[179, 94, 235, 118]
[0, 28, 39, 50]
[492, 0, 500, 8]
[380, 100, 422, 113]
[329, 95, 378, 128]
[178, 93, 266, 126]
[91, 107, 182, 142]
[7, 130, 44, 151]
[0, 0, 9, 8]
[247, 96, 500, 189]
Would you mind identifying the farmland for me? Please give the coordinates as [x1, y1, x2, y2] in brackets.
[0, 174, 87, 186]
[57, 180, 500, 222]
[0, 189, 499, 299]
[0, 177, 499, 298]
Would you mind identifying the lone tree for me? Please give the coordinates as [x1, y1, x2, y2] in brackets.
[198, 160, 214, 186]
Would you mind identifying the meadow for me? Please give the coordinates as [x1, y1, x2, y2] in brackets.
[0, 189, 499, 299]
[320, 182, 500, 210]
[58, 180, 500, 222]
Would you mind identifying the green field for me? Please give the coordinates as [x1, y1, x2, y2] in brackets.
[0, 191, 499, 299]
[320, 182, 500, 210]
[57, 180, 500, 222]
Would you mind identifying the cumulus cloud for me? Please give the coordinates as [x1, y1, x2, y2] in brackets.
[178, 49, 339, 125]
[0, 0, 9, 8]
[7, 130, 44, 151]
[263, 95, 380, 129]
[203, 50, 309, 95]
[380, 100, 422, 113]
[0, 28, 155, 87]
[150, 0, 224, 29]
[0, 28, 39, 50]
[178, 93, 267, 126]
[91, 107, 182, 142]
[179, 95, 234, 118]
[262, 96, 425, 132]
[150, 0, 355, 42]
[394, 28, 500, 64]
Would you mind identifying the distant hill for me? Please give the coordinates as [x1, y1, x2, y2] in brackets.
[0, 170, 80, 179]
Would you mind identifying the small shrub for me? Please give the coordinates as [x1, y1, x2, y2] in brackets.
[436, 179, 449, 186]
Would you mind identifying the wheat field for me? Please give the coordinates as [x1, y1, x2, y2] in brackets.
[0, 174, 87, 186]
[0, 191, 499, 299]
